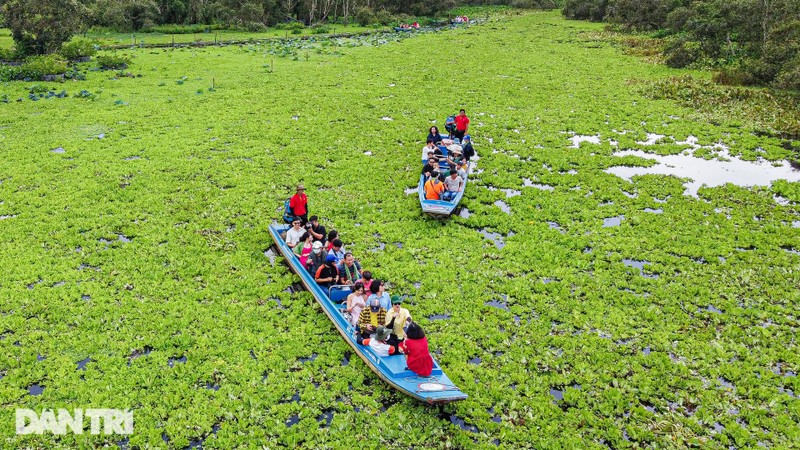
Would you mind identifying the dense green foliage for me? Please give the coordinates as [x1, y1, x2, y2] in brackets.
[0, 0, 87, 55]
[563, 0, 800, 89]
[59, 37, 98, 61]
[0, 10, 798, 449]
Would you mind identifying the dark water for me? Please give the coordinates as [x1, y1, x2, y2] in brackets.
[469, 356, 482, 365]
[29, 384, 44, 395]
[428, 314, 451, 321]
[168, 356, 187, 367]
[299, 353, 318, 363]
[286, 414, 300, 427]
[76, 357, 91, 370]
[317, 409, 334, 427]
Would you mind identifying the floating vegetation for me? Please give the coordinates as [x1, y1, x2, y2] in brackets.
[0, 8, 798, 449]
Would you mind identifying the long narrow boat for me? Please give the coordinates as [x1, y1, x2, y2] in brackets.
[267, 224, 468, 404]
[418, 143, 470, 218]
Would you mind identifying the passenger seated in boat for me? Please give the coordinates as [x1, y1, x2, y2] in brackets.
[422, 157, 439, 180]
[361, 271, 374, 296]
[315, 254, 339, 289]
[421, 139, 437, 161]
[293, 232, 314, 269]
[424, 172, 445, 200]
[433, 146, 446, 163]
[346, 282, 367, 327]
[307, 215, 326, 245]
[357, 297, 387, 340]
[442, 170, 464, 202]
[306, 241, 327, 273]
[329, 239, 346, 263]
[285, 219, 305, 248]
[446, 138, 463, 156]
[385, 295, 411, 352]
[337, 252, 362, 285]
[462, 135, 475, 162]
[427, 126, 445, 146]
[399, 322, 433, 377]
[447, 147, 464, 169]
[360, 326, 396, 356]
[368, 279, 392, 311]
[325, 230, 339, 250]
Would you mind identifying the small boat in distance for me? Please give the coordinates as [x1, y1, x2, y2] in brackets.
[418, 142, 471, 218]
[267, 223, 468, 404]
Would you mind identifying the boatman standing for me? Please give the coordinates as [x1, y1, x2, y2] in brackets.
[289, 184, 308, 225]
[454, 109, 470, 141]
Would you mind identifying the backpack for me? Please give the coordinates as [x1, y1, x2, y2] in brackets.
[283, 198, 295, 223]
[445, 115, 456, 134]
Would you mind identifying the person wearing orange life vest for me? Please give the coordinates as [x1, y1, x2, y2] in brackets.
[424, 172, 445, 200]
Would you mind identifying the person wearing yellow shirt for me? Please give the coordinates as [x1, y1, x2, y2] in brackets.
[385, 295, 412, 352]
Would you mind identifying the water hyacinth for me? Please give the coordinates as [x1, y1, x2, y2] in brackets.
[0, 9, 798, 449]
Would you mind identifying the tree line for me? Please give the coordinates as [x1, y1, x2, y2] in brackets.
[0, 0, 558, 56]
[563, 0, 800, 89]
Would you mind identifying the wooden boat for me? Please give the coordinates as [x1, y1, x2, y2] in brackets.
[418, 143, 470, 218]
[267, 224, 468, 404]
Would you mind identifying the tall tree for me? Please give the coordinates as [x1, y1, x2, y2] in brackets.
[1, 0, 87, 55]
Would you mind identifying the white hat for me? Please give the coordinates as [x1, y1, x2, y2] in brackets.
[312, 241, 323, 249]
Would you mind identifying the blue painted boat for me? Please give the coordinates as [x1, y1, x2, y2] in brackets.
[267, 224, 468, 404]
[418, 144, 470, 218]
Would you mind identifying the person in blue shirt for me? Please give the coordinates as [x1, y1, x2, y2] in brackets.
[368, 279, 391, 311]
[427, 126, 445, 146]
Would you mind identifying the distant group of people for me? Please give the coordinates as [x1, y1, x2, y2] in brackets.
[422, 109, 475, 202]
[452, 16, 469, 24]
[398, 22, 420, 29]
[285, 213, 434, 377]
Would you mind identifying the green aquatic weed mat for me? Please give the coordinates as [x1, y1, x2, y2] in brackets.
[1, 10, 799, 449]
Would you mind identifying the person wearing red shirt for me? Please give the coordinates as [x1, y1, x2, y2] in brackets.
[399, 322, 433, 377]
[454, 109, 469, 141]
[289, 184, 308, 225]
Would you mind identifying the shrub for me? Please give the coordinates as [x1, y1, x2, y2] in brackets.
[373, 10, 393, 26]
[0, 64, 22, 82]
[664, 39, 701, 68]
[563, 0, 608, 22]
[96, 54, 131, 70]
[775, 55, 800, 91]
[19, 55, 68, 80]
[60, 38, 97, 61]
[712, 67, 756, 87]
[0, 47, 19, 61]
[355, 7, 376, 26]
[311, 25, 331, 34]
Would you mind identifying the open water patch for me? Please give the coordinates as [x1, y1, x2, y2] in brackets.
[603, 215, 624, 227]
[458, 207, 472, 219]
[28, 384, 44, 396]
[569, 134, 600, 148]
[605, 149, 800, 197]
[622, 259, 658, 278]
[404, 187, 417, 195]
[643, 208, 663, 214]
[485, 299, 509, 311]
[523, 178, 554, 191]
[264, 248, 276, 266]
[479, 229, 514, 249]
[636, 133, 665, 146]
[494, 200, 510, 214]
[168, 356, 187, 367]
[76, 357, 91, 371]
